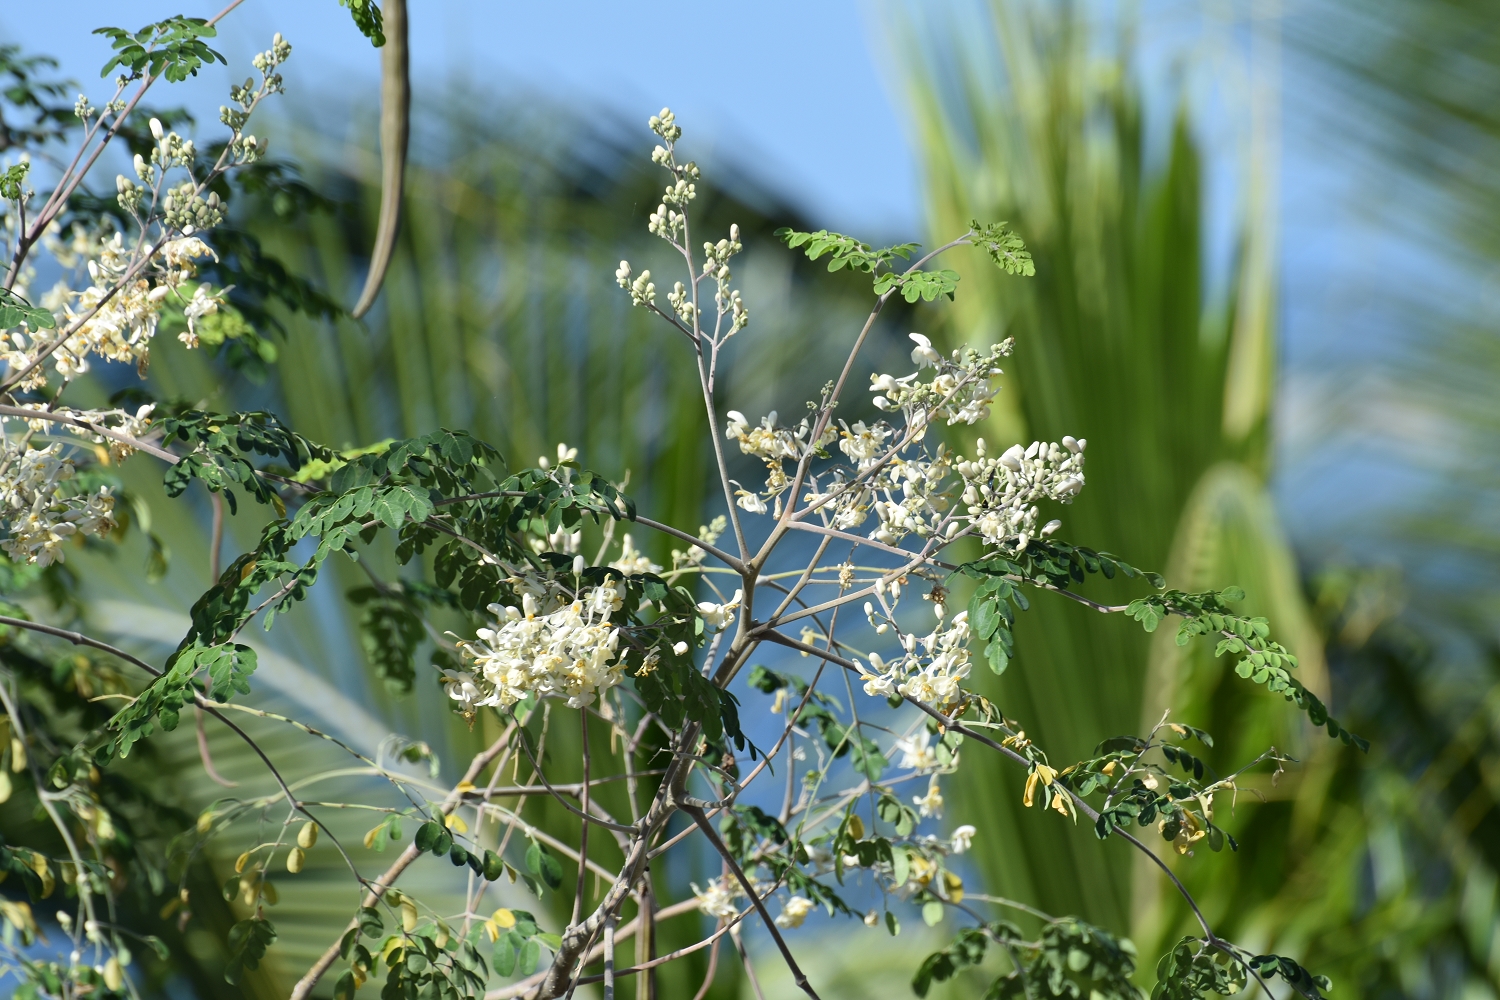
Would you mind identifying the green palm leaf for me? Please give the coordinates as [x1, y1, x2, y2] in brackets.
[896, 0, 1318, 941]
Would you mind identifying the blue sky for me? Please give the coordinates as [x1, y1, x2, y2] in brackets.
[1, 0, 922, 238]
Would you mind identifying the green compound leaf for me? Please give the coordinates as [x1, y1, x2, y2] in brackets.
[968, 219, 1036, 277]
[874, 267, 961, 302]
[0, 287, 56, 330]
[775, 227, 918, 276]
[94, 17, 226, 83]
[338, 0, 386, 46]
[224, 916, 276, 985]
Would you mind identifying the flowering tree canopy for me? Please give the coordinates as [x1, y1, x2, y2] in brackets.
[0, 12, 1363, 1000]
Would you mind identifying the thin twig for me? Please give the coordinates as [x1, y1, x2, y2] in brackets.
[682, 804, 821, 1000]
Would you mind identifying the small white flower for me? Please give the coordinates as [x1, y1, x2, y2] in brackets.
[775, 896, 815, 928]
[697, 589, 743, 632]
[692, 878, 741, 921]
[913, 775, 944, 818]
[895, 732, 940, 772]
[909, 332, 942, 368]
[610, 534, 662, 576]
[950, 824, 976, 854]
[735, 488, 767, 514]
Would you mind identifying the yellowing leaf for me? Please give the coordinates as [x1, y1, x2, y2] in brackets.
[443, 812, 468, 833]
[26, 851, 54, 899]
[942, 871, 964, 902]
[491, 907, 516, 929]
[0, 899, 38, 944]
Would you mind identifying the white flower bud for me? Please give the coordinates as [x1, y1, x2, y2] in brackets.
[672, 641, 689, 657]
[729, 223, 739, 241]
[149, 117, 164, 141]
[573, 555, 585, 575]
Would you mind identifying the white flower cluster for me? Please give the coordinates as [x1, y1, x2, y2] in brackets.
[867, 448, 956, 545]
[616, 261, 655, 308]
[670, 515, 726, 572]
[447, 583, 626, 712]
[0, 234, 221, 387]
[797, 443, 956, 542]
[6, 402, 156, 463]
[869, 335, 1013, 429]
[610, 534, 662, 576]
[618, 110, 748, 345]
[725, 409, 837, 513]
[692, 877, 743, 920]
[702, 225, 748, 335]
[955, 435, 1085, 550]
[775, 896, 815, 928]
[860, 606, 973, 709]
[837, 419, 892, 473]
[0, 444, 115, 566]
